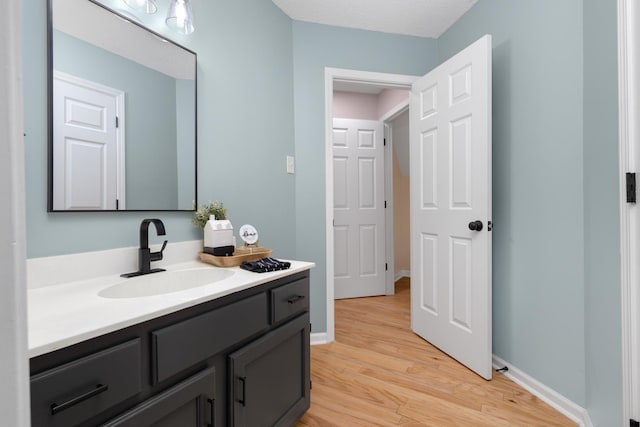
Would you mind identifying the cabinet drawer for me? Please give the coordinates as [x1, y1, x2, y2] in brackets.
[30, 339, 142, 427]
[152, 292, 268, 384]
[270, 278, 309, 324]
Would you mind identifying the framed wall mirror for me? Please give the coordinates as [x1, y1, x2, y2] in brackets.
[47, 0, 197, 211]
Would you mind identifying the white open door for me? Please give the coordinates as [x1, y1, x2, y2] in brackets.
[53, 71, 124, 210]
[410, 35, 492, 379]
[333, 118, 387, 299]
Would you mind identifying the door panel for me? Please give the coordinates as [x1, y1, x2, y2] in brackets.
[419, 233, 438, 314]
[410, 35, 492, 379]
[65, 139, 106, 208]
[450, 116, 472, 208]
[333, 118, 386, 299]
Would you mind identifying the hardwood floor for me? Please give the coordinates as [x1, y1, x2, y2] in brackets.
[296, 278, 576, 426]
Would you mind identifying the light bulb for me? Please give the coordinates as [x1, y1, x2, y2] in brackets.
[166, 0, 195, 35]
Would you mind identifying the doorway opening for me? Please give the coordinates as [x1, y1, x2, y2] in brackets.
[331, 89, 410, 300]
[324, 68, 418, 342]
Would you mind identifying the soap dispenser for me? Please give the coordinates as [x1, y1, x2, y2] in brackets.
[203, 215, 235, 256]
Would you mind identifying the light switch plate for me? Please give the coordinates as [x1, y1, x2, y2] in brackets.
[286, 156, 295, 174]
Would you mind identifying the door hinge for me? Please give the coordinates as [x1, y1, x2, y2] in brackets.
[384, 200, 387, 209]
[116, 199, 119, 210]
[630, 419, 639, 427]
[627, 172, 636, 203]
[115, 116, 119, 128]
[385, 263, 388, 271]
[383, 138, 386, 147]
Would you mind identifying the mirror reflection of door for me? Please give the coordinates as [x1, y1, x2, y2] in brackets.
[53, 71, 125, 210]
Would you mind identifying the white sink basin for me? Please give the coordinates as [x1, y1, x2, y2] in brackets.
[98, 268, 235, 298]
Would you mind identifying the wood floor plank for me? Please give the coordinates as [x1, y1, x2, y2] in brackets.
[297, 279, 576, 426]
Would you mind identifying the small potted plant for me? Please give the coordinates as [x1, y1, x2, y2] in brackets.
[192, 200, 227, 228]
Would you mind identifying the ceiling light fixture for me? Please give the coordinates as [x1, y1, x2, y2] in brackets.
[166, 0, 195, 35]
[122, 0, 195, 34]
[122, 0, 157, 14]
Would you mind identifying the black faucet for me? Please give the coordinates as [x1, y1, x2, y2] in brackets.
[121, 219, 168, 278]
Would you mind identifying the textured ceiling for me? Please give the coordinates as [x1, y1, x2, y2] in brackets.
[272, 0, 478, 38]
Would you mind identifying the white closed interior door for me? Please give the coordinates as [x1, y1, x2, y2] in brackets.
[410, 35, 492, 379]
[53, 72, 121, 210]
[333, 118, 386, 299]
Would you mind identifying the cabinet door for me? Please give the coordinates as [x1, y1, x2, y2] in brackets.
[229, 314, 310, 427]
[103, 367, 215, 427]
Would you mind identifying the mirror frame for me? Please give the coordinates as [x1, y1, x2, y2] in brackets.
[46, 0, 198, 212]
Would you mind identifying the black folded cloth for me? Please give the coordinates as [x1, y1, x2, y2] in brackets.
[240, 257, 291, 273]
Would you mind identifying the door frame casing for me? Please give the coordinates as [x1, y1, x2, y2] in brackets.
[618, 0, 640, 422]
[381, 102, 410, 294]
[0, 0, 30, 424]
[324, 67, 418, 342]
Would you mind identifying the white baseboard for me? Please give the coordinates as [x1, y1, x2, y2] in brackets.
[492, 355, 593, 427]
[310, 332, 329, 345]
[394, 270, 410, 281]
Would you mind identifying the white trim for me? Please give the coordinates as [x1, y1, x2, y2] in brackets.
[394, 270, 411, 282]
[492, 356, 592, 427]
[0, 0, 30, 424]
[53, 71, 126, 209]
[325, 70, 336, 343]
[380, 99, 409, 122]
[324, 67, 418, 342]
[384, 123, 395, 295]
[618, 0, 640, 424]
[381, 100, 411, 296]
[310, 332, 329, 346]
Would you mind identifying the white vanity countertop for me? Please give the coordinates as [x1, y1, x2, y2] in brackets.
[28, 260, 314, 358]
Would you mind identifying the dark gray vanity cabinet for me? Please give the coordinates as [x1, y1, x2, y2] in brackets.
[29, 270, 311, 427]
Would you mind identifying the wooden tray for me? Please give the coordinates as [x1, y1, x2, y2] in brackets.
[198, 247, 272, 268]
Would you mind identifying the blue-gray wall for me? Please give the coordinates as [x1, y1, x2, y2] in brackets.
[292, 21, 439, 333]
[440, 0, 623, 423]
[583, 0, 622, 425]
[438, 0, 586, 406]
[54, 30, 180, 210]
[23, 0, 296, 258]
[176, 78, 196, 209]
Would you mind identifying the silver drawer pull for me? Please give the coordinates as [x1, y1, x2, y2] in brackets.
[287, 295, 305, 304]
[51, 383, 109, 415]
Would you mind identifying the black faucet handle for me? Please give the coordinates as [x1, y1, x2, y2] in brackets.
[150, 240, 168, 262]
